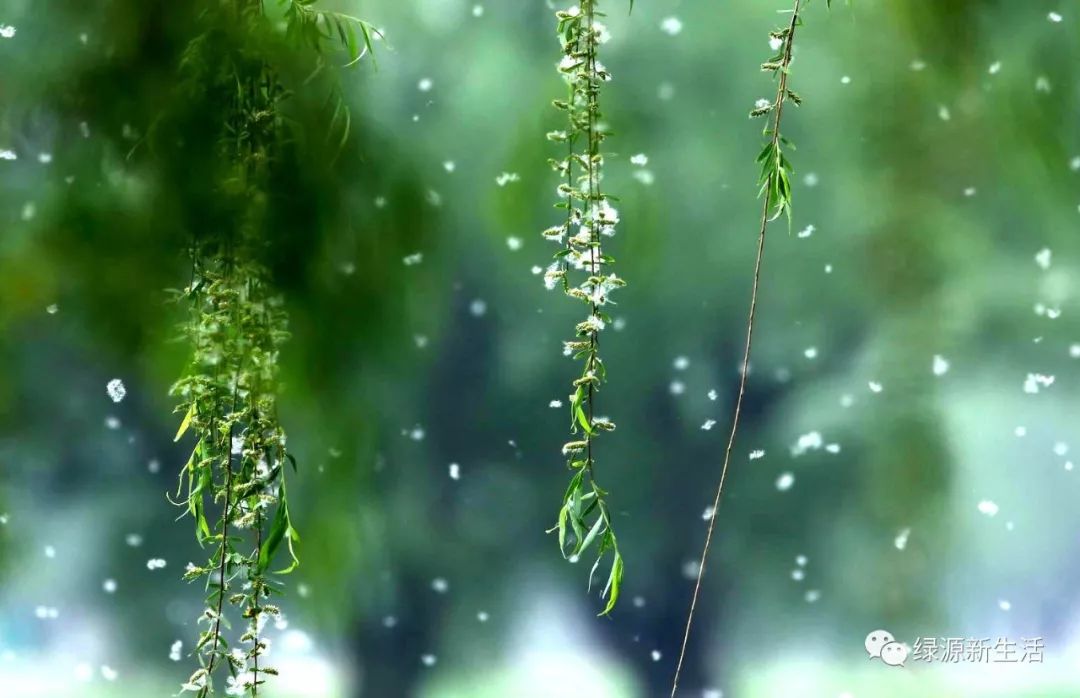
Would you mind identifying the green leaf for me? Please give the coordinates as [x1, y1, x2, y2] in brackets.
[569, 385, 584, 429]
[343, 18, 359, 61]
[569, 485, 586, 548]
[599, 550, 624, 616]
[575, 404, 593, 435]
[192, 467, 212, 544]
[562, 469, 585, 502]
[587, 553, 603, 593]
[356, 20, 379, 69]
[175, 443, 198, 499]
[174, 404, 195, 442]
[258, 487, 290, 573]
[577, 515, 605, 556]
[277, 523, 301, 575]
[556, 503, 569, 555]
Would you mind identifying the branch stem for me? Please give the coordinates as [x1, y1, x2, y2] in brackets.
[669, 1, 802, 694]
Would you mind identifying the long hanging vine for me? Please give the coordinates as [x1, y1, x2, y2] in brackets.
[168, 2, 375, 695]
[543, 1, 626, 616]
[669, 0, 825, 694]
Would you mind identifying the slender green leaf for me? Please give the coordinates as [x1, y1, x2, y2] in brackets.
[575, 404, 593, 435]
[599, 550, 624, 616]
[174, 404, 195, 442]
[578, 515, 605, 555]
[258, 489, 290, 573]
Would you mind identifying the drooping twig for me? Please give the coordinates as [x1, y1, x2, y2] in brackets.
[670, 0, 805, 694]
[543, 0, 627, 617]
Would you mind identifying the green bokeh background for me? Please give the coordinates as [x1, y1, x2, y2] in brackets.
[1, 0, 1079, 696]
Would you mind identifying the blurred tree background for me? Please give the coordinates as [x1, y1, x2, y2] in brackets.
[2, 0, 1080, 696]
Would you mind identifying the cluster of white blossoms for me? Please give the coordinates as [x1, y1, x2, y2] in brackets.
[543, 5, 626, 317]
[219, 640, 270, 696]
[180, 602, 277, 695]
[545, 1, 625, 435]
[542, 0, 625, 617]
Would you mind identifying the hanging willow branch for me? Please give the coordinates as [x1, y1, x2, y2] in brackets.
[172, 259, 296, 697]
[669, 0, 825, 694]
[542, 0, 626, 616]
[168, 1, 374, 695]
